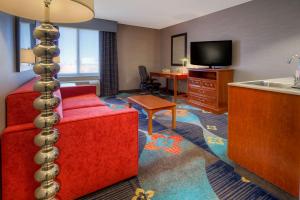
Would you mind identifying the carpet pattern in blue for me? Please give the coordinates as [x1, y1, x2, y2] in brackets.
[81, 93, 277, 200]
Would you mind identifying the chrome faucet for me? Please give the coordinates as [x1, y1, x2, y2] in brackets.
[288, 54, 300, 89]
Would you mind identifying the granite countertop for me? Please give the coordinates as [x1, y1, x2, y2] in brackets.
[228, 77, 300, 96]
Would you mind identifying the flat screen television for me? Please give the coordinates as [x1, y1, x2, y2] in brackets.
[190, 40, 232, 68]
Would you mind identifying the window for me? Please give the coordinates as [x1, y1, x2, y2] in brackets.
[59, 27, 100, 76]
[20, 22, 32, 49]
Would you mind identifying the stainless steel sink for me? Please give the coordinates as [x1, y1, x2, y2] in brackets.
[243, 81, 292, 89]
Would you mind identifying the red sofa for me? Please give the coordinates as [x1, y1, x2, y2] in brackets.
[1, 78, 139, 200]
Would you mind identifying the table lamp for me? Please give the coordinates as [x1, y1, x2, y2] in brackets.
[180, 58, 189, 67]
[21, 49, 60, 64]
[20, 48, 36, 64]
[0, 0, 94, 199]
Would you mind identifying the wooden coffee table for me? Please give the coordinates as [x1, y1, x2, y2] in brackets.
[128, 95, 176, 135]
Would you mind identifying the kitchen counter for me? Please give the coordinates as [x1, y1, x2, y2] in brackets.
[229, 77, 300, 96]
[228, 81, 300, 197]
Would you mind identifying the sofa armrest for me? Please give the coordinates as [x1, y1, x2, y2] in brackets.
[2, 108, 138, 134]
[57, 108, 139, 198]
[1, 108, 139, 199]
[60, 85, 97, 99]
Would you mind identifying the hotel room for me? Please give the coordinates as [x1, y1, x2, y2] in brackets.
[0, 0, 299, 199]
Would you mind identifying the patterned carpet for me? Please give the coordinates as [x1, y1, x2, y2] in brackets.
[79, 93, 277, 200]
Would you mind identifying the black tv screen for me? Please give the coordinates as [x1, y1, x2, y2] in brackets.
[190, 40, 232, 67]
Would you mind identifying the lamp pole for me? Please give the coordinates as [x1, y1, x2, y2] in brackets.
[0, 0, 94, 198]
[32, 1, 61, 199]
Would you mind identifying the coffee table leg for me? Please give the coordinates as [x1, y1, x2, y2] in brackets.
[172, 106, 176, 129]
[147, 110, 153, 135]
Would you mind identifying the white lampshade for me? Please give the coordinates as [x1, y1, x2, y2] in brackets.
[0, 0, 94, 23]
[20, 49, 35, 64]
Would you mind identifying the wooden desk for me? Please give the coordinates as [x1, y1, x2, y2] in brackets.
[150, 72, 188, 100]
[128, 95, 176, 135]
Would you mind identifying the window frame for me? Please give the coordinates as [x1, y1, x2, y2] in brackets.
[58, 27, 100, 77]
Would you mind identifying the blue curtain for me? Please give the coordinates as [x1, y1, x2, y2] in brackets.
[100, 32, 119, 97]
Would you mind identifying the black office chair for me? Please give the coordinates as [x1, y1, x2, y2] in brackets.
[138, 65, 161, 93]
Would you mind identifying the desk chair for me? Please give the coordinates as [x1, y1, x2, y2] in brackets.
[138, 65, 161, 93]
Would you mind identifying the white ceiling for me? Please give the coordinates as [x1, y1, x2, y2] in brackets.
[94, 0, 253, 29]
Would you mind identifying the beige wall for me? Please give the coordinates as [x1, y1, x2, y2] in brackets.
[117, 24, 161, 90]
[0, 13, 35, 132]
[160, 0, 300, 82]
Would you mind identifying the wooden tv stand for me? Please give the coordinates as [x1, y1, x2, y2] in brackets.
[187, 68, 234, 114]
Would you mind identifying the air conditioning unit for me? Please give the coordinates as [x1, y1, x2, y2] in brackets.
[61, 80, 100, 96]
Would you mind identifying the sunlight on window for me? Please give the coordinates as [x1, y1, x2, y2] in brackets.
[79, 29, 99, 74]
[20, 22, 32, 49]
[59, 27, 99, 75]
[59, 27, 77, 74]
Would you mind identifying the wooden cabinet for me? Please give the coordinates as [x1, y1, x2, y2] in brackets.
[187, 68, 234, 114]
[228, 86, 300, 197]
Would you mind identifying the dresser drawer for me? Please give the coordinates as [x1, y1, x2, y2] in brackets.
[188, 78, 202, 86]
[188, 94, 217, 107]
[188, 99, 217, 110]
[187, 69, 233, 113]
[201, 79, 217, 90]
[188, 78, 217, 90]
[189, 85, 217, 97]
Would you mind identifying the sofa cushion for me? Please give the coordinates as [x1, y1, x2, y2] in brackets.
[62, 94, 105, 111]
[63, 106, 113, 121]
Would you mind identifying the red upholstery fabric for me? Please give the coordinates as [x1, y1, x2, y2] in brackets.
[63, 94, 106, 111]
[6, 78, 63, 126]
[10, 78, 37, 94]
[2, 78, 139, 200]
[60, 85, 97, 99]
[6, 89, 39, 126]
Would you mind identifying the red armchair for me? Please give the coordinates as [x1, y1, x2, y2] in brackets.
[1, 78, 139, 200]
